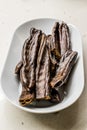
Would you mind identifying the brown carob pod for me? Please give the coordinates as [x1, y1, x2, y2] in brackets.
[59, 22, 71, 56]
[47, 22, 61, 78]
[19, 28, 42, 106]
[49, 22, 61, 61]
[47, 35, 58, 79]
[36, 34, 50, 100]
[19, 38, 31, 89]
[26, 28, 42, 89]
[50, 50, 78, 89]
[51, 22, 61, 59]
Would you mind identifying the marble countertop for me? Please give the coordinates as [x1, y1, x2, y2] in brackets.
[0, 0, 87, 130]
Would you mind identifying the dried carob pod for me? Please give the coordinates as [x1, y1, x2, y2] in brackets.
[19, 28, 42, 106]
[59, 22, 71, 55]
[36, 34, 50, 100]
[19, 41, 33, 106]
[26, 28, 42, 89]
[47, 35, 58, 80]
[50, 50, 78, 89]
[49, 22, 61, 61]
[47, 22, 61, 78]
[51, 22, 61, 59]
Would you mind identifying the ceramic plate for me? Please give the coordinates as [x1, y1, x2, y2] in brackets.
[1, 18, 84, 114]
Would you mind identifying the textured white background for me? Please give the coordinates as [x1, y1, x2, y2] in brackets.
[0, 0, 87, 130]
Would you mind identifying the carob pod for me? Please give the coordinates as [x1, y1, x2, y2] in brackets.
[50, 50, 78, 89]
[51, 22, 61, 59]
[26, 28, 42, 89]
[36, 34, 50, 100]
[19, 28, 42, 106]
[15, 37, 31, 86]
[59, 22, 71, 56]
[50, 22, 72, 102]
[47, 35, 58, 80]
[19, 38, 32, 106]
[49, 22, 61, 61]
[47, 23, 63, 102]
[47, 22, 61, 78]
[50, 50, 78, 102]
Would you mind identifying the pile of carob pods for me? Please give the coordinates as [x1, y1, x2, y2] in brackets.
[15, 22, 78, 106]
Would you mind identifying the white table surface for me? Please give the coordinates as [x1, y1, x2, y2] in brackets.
[0, 0, 87, 130]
